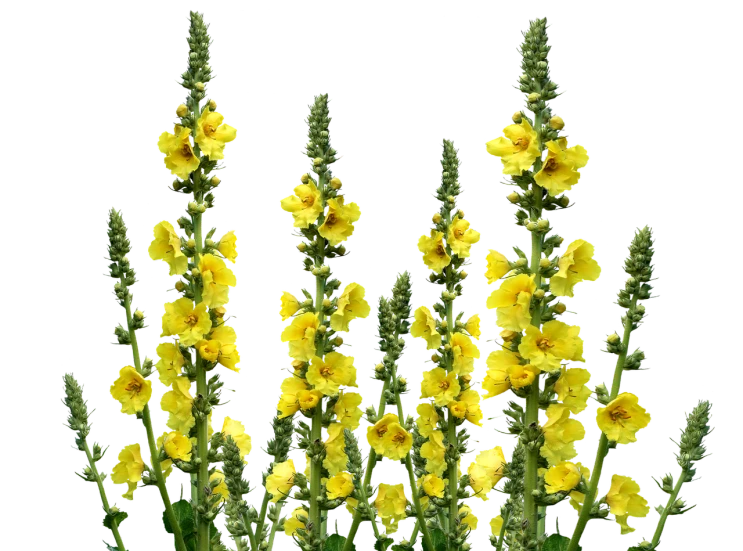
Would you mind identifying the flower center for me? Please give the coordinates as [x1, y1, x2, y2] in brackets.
[377, 426, 388, 437]
[543, 158, 559, 174]
[513, 137, 529, 151]
[205, 123, 217, 137]
[180, 143, 193, 159]
[610, 407, 631, 422]
[125, 380, 142, 393]
[392, 432, 406, 444]
[436, 244, 446, 257]
[325, 213, 337, 227]
[439, 381, 450, 390]
[320, 366, 333, 378]
[185, 313, 199, 326]
[537, 337, 554, 351]
[302, 195, 314, 207]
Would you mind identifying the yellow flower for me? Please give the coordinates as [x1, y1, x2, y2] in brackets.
[266, 459, 296, 502]
[276, 375, 307, 419]
[465, 314, 481, 340]
[198, 253, 236, 308]
[544, 461, 582, 494]
[555, 367, 592, 414]
[534, 138, 588, 196]
[421, 368, 461, 406]
[281, 181, 323, 228]
[161, 377, 194, 434]
[148, 221, 187, 275]
[281, 312, 319, 361]
[486, 274, 536, 331]
[194, 107, 236, 160]
[334, 392, 363, 430]
[218, 231, 237, 263]
[606, 475, 649, 535]
[449, 389, 483, 426]
[161, 430, 192, 461]
[331, 282, 371, 332]
[421, 474, 445, 498]
[485, 250, 511, 283]
[447, 216, 480, 257]
[486, 119, 541, 175]
[490, 515, 504, 537]
[507, 363, 540, 389]
[284, 507, 309, 537]
[418, 230, 451, 273]
[110, 366, 151, 415]
[280, 292, 301, 321]
[318, 197, 361, 246]
[111, 444, 145, 500]
[210, 471, 230, 502]
[375, 483, 407, 534]
[550, 239, 601, 298]
[482, 350, 520, 398]
[459, 505, 478, 531]
[468, 446, 506, 500]
[367, 413, 413, 460]
[420, 430, 447, 476]
[568, 463, 591, 513]
[411, 306, 441, 350]
[326, 472, 354, 500]
[518, 320, 584, 373]
[307, 352, 357, 396]
[222, 417, 252, 460]
[155, 342, 185, 386]
[158, 125, 199, 179]
[161, 298, 212, 346]
[200, 324, 241, 371]
[415, 403, 439, 438]
[597, 393, 651, 444]
[451, 332, 480, 375]
[541, 404, 585, 466]
[323, 423, 349, 476]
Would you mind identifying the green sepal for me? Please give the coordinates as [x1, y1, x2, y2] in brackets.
[374, 536, 394, 550]
[104, 543, 122, 551]
[103, 510, 128, 529]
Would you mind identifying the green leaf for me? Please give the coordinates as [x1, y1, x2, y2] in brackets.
[543, 534, 580, 551]
[163, 500, 195, 537]
[325, 534, 353, 551]
[422, 529, 447, 551]
[374, 537, 394, 551]
[103, 510, 128, 530]
[104, 543, 121, 551]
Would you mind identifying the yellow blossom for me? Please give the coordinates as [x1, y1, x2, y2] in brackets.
[281, 312, 319, 361]
[415, 403, 439, 438]
[277, 376, 322, 418]
[451, 332, 480, 375]
[421, 368, 461, 406]
[284, 507, 308, 537]
[155, 342, 185, 386]
[280, 292, 301, 321]
[194, 107, 236, 160]
[518, 320, 584, 373]
[490, 516, 504, 536]
[210, 471, 229, 502]
[323, 423, 349, 476]
[266, 459, 296, 502]
[486, 119, 541, 175]
[541, 404, 585, 466]
[482, 350, 520, 398]
[459, 505, 478, 531]
[280, 181, 323, 228]
[465, 314, 481, 340]
[568, 463, 592, 513]
[411, 306, 441, 350]
[158, 125, 199, 179]
[375, 483, 407, 533]
[550, 239, 601, 298]
[485, 250, 511, 283]
[367, 413, 412, 460]
[198, 324, 240, 371]
[334, 392, 363, 430]
[148, 221, 187, 275]
[447, 216, 480, 257]
[331, 282, 371, 332]
[111, 444, 145, 500]
[218, 231, 237, 263]
[326, 472, 354, 500]
[486, 274, 536, 331]
[597, 393, 651, 444]
[606, 475, 649, 535]
[161, 298, 212, 346]
[161, 377, 194, 434]
[318, 197, 360, 246]
[418, 230, 451, 273]
[534, 138, 588, 196]
[468, 446, 506, 500]
[544, 461, 582, 494]
[161, 430, 192, 461]
[508, 363, 540, 389]
[110, 366, 151, 415]
[307, 352, 357, 395]
[421, 474, 445, 498]
[198, 253, 236, 308]
[420, 431, 447, 476]
[449, 389, 483, 426]
[555, 367, 592, 414]
[222, 417, 252, 460]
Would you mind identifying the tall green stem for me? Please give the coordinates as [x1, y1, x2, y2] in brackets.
[567, 295, 638, 551]
[651, 469, 688, 547]
[82, 441, 126, 551]
[266, 502, 286, 551]
[494, 509, 510, 551]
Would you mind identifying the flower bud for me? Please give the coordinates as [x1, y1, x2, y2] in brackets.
[197, 203, 207, 213]
[320, 265, 330, 275]
[553, 303, 566, 314]
[311, 267, 320, 276]
[515, 258, 528, 268]
[527, 92, 541, 103]
[457, 209, 465, 219]
[172, 179, 182, 190]
[537, 219, 549, 230]
[539, 258, 551, 269]
[447, 195, 455, 203]
[559, 196, 569, 207]
[208, 99, 217, 110]
[333, 336, 343, 346]
[399, 377, 407, 385]
[432, 213, 443, 224]
[534, 289, 545, 300]
[322, 298, 331, 308]
[297, 242, 307, 252]
[214, 306, 226, 318]
[313, 157, 323, 166]
[549, 116, 565, 130]
[520, 73, 529, 82]
[205, 238, 215, 248]
[500, 330, 517, 342]
[191, 268, 200, 277]
[301, 173, 310, 184]
[526, 221, 538, 231]
[188, 201, 198, 212]
[195, 82, 205, 91]
[330, 177, 342, 190]
[210, 176, 221, 187]
[175, 281, 187, 292]
[375, 363, 385, 372]
[439, 320, 448, 329]
[507, 192, 520, 203]
[292, 360, 304, 371]
[444, 344, 451, 351]
[460, 271, 468, 279]
[431, 354, 440, 362]
[318, 325, 327, 334]
[176, 104, 188, 117]
[134, 310, 144, 320]
[607, 333, 621, 344]
[512, 111, 523, 123]
[187, 238, 196, 248]
[461, 374, 472, 385]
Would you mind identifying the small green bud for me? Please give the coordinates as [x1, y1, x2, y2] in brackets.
[210, 176, 221, 187]
[507, 192, 520, 203]
[318, 325, 327, 334]
[439, 320, 448, 329]
[457, 209, 465, 219]
[460, 271, 468, 279]
[512, 111, 523, 123]
[398, 377, 407, 385]
[188, 201, 198, 212]
[330, 177, 342, 190]
[176, 104, 188, 117]
[322, 298, 331, 308]
[553, 303, 566, 314]
[432, 213, 442, 223]
[313, 157, 323, 166]
[208, 99, 217, 110]
[205, 238, 215, 248]
[537, 219, 549, 230]
[447, 195, 455, 203]
[333, 336, 343, 346]
[191, 268, 200, 277]
[297, 242, 307, 252]
[431, 354, 440, 362]
[311, 267, 320, 276]
[195, 82, 205, 91]
[172, 179, 182, 190]
[175, 281, 187, 292]
[197, 203, 207, 213]
[134, 310, 144, 321]
[320, 265, 330, 275]
[300, 173, 310, 184]
[375, 363, 385, 372]
[533, 289, 545, 300]
[549, 116, 565, 130]
[515, 258, 528, 268]
[527, 92, 541, 103]
[526, 221, 538, 231]
[607, 333, 621, 344]
[187, 238, 196, 248]
[559, 196, 569, 207]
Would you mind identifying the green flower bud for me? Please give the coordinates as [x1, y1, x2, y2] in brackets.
[300, 173, 310, 184]
[549, 116, 565, 130]
[175, 281, 187, 292]
[512, 111, 523, 123]
[526, 221, 538, 231]
[515, 258, 528, 268]
[313, 157, 323, 166]
[187, 238, 196, 248]
[553, 302, 566, 314]
[527, 92, 541, 103]
[176, 104, 188, 117]
[539, 258, 551, 269]
[533, 289, 545, 300]
[507, 192, 520, 203]
[432, 213, 442, 223]
[205, 238, 215, 247]
[134, 310, 144, 321]
[210, 176, 221, 187]
[195, 82, 205, 91]
[297, 242, 307, 252]
[330, 177, 342, 190]
[537, 219, 549, 230]
[208, 99, 217, 110]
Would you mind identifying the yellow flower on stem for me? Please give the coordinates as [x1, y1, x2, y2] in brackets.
[554, 367, 592, 414]
[605, 474, 650, 534]
[160, 430, 192, 461]
[518, 320, 584, 373]
[541, 404, 585, 466]
[161, 298, 212, 346]
[544, 461, 582, 494]
[465, 314, 481, 340]
[421, 474, 445, 498]
[459, 504, 478, 531]
[486, 274, 536, 331]
[597, 393, 651, 444]
[418, 230, 451, 273]
[323, 423, 349, 476]
[306, 352, 357, 395]
[155, 342, 185, 386]
[334, 392, 363, 429]
[161, 377, 194, 434]
[447, 216, 480, 257]
[326, 472, 354, 500]
[218, 231, 237, 263]
[222, 417, 252, 460]
[281, 312, 319, 361]
[485, 250, 511, 283]
[415, 403, 439, 438]
[568, 463, 591, 513]
[198, 253, 236, 308]
[330, 282, 370, 331]
[449, 389, 483, 426]
[210, 471, 229, 502]
[451, 332, 480, 375]
[148, 221, 187, 275]
[211, 324, 241, 371]
[507, 363, 540, 389]
[280, 181, 323, 228]
[318, 197, 360, 246]
[367, 413, 412, 460]
[468, 446, 507, 500]
[284, 507, 309, 537]
[111, 444, 145, 500]
[420, 430, 447, 476]
[421, 368, 461, 406]
[411, 306, 441, 350]
[375, 483, 407, 533]
[550, 239, 601, 298]
[194, 107, 236, 160]
[266, 459, 296, 502]
[280, 292, 301, 321]
[486, 119, 541, 175]
[158, 125, 199, 179]
[534, 138, 588, 196]
[277, 376, 322, 418]
[482, 349, 520, 398]
[110, 366, 151, 415]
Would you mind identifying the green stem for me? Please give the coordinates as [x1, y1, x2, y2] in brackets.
[121, 282, 187, 551]
[409, 520, 420, 545]
[651, 469, 687, 547]
[83, 441, 127, 551]
[266, 501, 285, 551]
[494, 509, 509, 551]
[242, 508, 259, 550]
[443, 292, 459, 550]
[253, 492, 270, 549]
[567, 295, 638, 551]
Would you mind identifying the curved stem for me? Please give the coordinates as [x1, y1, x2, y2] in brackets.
[242, 508, 259, 550]
[266, 501, 285, 551]
[494, 509, 509, 551]
[83, 440, 127, 551]
[651, 469, 687, 547]
[253, 492, 270, 549]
